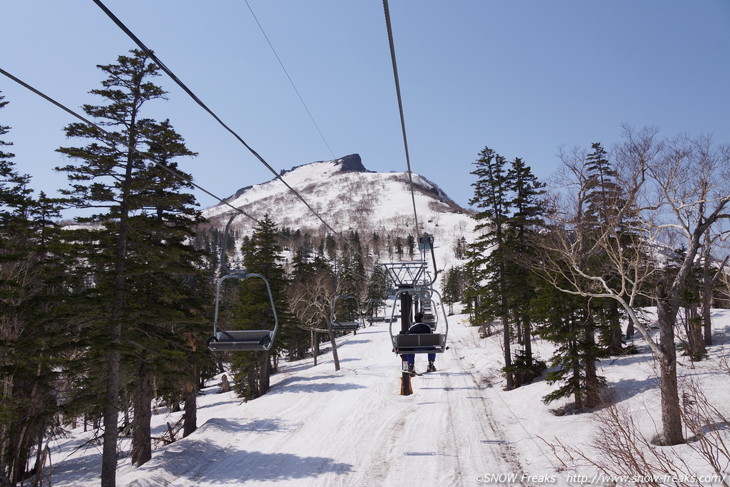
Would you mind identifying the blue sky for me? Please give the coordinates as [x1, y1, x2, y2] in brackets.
[1, 1, 728, 214]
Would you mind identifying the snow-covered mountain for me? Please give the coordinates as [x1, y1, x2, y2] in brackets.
[201, 154, 475, 264]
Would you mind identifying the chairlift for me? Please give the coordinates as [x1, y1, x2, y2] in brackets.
[330, 294, 364, 333]
[365, 298, 386, 324]
[418, 233, 434, 252]
[207, 213, 279, 352]
[389, 287, 448, 355]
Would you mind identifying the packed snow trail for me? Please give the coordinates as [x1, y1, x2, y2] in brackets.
[56, 317, 524, 487]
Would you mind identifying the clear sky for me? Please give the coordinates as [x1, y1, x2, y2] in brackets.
[1, 1, 729, 215]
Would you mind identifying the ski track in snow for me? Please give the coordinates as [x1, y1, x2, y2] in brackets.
[52, 317, 527, 487]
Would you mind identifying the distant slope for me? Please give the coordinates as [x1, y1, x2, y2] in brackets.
[203, 154, 471, 241]
[201, 153, 477, 268]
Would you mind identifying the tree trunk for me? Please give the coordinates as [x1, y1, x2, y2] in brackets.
[584, 314, 600, 408]
[656, 299, 684, 445]
[10, 422, 30, 485]
[131, 362, 153, 466]
[259, 352, 270, 395]
[702, 298, 713, 346]
[183, 377, 197, 438]
[625, 316, 635, 339]
[220, 374, 230, 393]
[700, 257, 718, 347]
[102, 122, 137, 487]
[101, 347, 121, 487]
[523, 316, 533, 367]
[571, 340, 583, 411]
[310, 331, 318, 366]
[329, 330, 340, 372]
[687, 305, 705, 361]
[502, 311, 513, 390]
[607, 300, 623, 355]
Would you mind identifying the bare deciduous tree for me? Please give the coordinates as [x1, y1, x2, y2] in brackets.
[537, 127, 730, 445]
[288, 268, 341, 370]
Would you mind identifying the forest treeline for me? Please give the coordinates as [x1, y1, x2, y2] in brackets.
[2, 49, 729, 486]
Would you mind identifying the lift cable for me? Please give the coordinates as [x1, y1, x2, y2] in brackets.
[93, 0, 399, 290]
[0, 67, 261, 225]
[381, 0, 421, 237]
[92, 0, 343, 239]
[1, 66, 365, 282]
[244, 0, 336, 160]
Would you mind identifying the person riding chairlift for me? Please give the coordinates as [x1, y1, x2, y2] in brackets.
[404, 312, 437, 374]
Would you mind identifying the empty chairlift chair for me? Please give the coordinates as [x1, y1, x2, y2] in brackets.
[206, 212, 279, 352]
[330, 295, 364, 334]
[207, 271, 279, 352]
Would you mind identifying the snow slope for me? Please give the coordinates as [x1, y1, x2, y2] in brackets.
[47, 308, 730, 487]
[49, 313, 529, 487]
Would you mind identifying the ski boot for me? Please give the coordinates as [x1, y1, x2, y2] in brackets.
[427, 361, 436, 372]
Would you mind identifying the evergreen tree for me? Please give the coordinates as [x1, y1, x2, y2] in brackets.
[466, 147, 514, 389]
[533, 143, 634, 408]
[582, 143, 628, 355]
[0, 93, 68, 484]
[406, 234, 415, 259]
[282, 248, 313, 360]
[532, 277, 604, 410]
[230, 215, 291, 400]
[453, 237, 467, 260]
[55, 50, 205, 480]
[394, 237, 404, 260]
[442, 266, 463, 315]
[502, 157, 547, 385]
[365, 265, 388, 318]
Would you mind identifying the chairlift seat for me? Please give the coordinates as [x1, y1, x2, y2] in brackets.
[393, 333, 446, 354]
[331, 321, 360, 332]
[207, 330, 274, 352]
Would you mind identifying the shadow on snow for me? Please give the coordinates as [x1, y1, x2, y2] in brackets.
[270, 374, 366, 395]
[125, 439, 353, 486]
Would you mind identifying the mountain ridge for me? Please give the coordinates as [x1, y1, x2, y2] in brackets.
[202, 155, 474, 244]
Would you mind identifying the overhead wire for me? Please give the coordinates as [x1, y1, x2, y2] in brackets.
[243, 0, 336, 160]
[93, 0, 406, 290]
[91, 0, 382, 290]
[91, 0, 344, 240]
[381, 0, 421, 237]
[2, 62, 371, 295]
[0, 67, 261, 225]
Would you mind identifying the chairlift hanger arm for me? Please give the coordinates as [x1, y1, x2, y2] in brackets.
[418, 233, 440, 286]
[219, 212, 240, 275]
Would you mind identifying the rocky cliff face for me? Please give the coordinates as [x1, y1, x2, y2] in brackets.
[279, 153, 368, 177]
